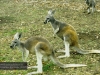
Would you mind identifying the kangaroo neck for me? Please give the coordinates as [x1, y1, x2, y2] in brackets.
[18, 42, 25, 52]
[50, 19, 59, 30]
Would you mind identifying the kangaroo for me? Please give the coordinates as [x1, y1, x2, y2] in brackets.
[85, 0, 96, 14]
[10, 32, 86, 75]
[44, 10, 100, 58]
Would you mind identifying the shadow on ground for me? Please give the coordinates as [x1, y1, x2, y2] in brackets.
[78, 31, 100, 40]
[0, 16, 17, 24]
[78, 31, 100, 49]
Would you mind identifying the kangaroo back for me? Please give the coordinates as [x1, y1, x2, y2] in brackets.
[24, 36, 52, 54]
[86, 0, 95, 7]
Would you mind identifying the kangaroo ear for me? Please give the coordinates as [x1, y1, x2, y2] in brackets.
[18, 32, 22, 39]
[48, 10, 55, 15]
[14, 32, 22, 39]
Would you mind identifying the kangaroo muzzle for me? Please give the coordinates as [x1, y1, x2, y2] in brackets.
[10, 42, 17, 49]
[44, 18, 50, 24]
[10, 45, 14, 49]
[44, 20, 47, 24]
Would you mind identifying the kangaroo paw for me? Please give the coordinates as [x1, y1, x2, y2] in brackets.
[57, 54, 70, 58]
[26, 71, 42, 75]
[57, 50, 65, 53]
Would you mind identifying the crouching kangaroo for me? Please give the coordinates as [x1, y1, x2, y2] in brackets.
[85, 0, 96, 14]
[10, 32, 86, 75]
[44, 10, 100, 58]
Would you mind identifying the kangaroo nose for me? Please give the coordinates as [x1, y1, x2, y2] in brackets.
[44, 21, 46, 24]
[44, 20, 47, 24]
[10, 45, 13, 48]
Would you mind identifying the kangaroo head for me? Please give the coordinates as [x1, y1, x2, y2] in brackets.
[44, 10, 55, 24]
[10, 32, 22, 49]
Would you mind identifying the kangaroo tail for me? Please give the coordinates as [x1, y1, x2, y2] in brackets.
[90, 50, 100, 53]
[50, 51, 86, 68]
[75, 47, 100, 54]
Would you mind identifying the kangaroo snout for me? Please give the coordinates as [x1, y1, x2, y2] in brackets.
[44, 21, 47, 24]
[10, 45, 13, 49]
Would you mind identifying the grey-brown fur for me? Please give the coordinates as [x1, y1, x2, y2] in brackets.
[85, 0, 96, 14]
[10, 32, 86, 75]
[44, 10, 100, 58]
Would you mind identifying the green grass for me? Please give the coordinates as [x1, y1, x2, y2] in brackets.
[0, 0, 100, 75]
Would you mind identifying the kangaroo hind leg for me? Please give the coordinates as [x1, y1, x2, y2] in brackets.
[27, 43, 43, 75]
[57, 36, 70, 58]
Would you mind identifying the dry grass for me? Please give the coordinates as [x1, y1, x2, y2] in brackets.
[0, 0, 100, 75]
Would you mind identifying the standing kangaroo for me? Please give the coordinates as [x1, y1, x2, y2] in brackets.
[10, 32, 86, 75]
[85, 0, 96, 14]
[44, 10, 100, 58]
